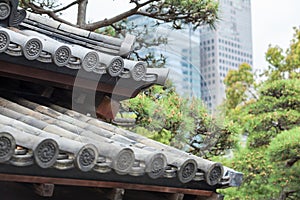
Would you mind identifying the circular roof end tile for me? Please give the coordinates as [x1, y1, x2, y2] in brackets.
[34, 138, 59, 169]
[0, 132, 16, 163]
[0, 30, 10, 53]
[23, 37, 43, 60]
[75, 144, 98, 172]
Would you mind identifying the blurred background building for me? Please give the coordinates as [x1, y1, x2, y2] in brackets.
[200, 0, 253, 111]
[128, 0, 253, 111]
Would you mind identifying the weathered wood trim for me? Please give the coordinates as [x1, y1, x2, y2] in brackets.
[0, 173, 213, 196]
[0, 60, 140, 98]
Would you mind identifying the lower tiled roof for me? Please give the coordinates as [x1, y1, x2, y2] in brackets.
[0, 96, 242, 189]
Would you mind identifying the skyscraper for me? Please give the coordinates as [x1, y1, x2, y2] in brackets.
[200, 0, 253, 111]
[128, 0, 252, 109]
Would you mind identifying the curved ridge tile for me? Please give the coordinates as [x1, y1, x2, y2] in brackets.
[0, 125, 59, 168]
[22, 29, 71, 66]
[23, 12, 136, 57]
[124, 60, 147, 81]
[0, 130, 16, 163]
[0, 27, 43, 60]
[145, 68, 170, 85]
[46, 102, 227, 185]
[67, 44, 99, 72]
[0, 29, 10, 52]
[0, 113, 97, 171]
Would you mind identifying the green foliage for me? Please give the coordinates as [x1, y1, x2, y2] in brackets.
[222, 148, 277, 200]
[97, 26, 117, 37]
[263, 27, 300, 81]
[268, 127, 300, 199]
[244, 79, 300, 149]
[124, 84, 193, 149]
[123, 83, 237, 157]
[221, 28, 300, 200]
[21, 0, 219, 30]
[157, 0, 219, 29]
[268, 127, 300, 164]
[224, 63, 254, 111]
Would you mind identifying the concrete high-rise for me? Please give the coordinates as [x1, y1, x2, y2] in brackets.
[200, 0, 253, 111]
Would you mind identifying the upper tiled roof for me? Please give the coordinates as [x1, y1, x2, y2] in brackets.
[23, 12, 136, 57]
[0, 2, 169, 86]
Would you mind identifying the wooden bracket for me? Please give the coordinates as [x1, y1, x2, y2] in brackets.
[196, 192, 224, 200]
[33, 183, 55, 197]
[41, 87, 55, 98]
[96, 96, 120, 120]
[167, 193, 184, 200]
[106, 188, 125, 200]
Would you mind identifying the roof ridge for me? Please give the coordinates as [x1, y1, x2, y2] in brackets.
[23, 11, 136, 57]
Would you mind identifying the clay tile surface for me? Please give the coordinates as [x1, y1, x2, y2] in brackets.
[0, 96, 242, 189]
[0, 1, 242, 196]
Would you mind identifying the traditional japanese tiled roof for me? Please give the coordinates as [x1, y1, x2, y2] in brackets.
[0, 0, 242, 196]
[0, 2, 168, 85]
[0, 96, 242, 189]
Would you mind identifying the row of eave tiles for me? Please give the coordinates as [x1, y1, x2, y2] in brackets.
[0, 96, 230, 187]
[0, 10, 158, 82]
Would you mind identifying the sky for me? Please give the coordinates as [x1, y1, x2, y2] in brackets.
[251, 0, 300, 70]
[63, 0, 300, 70]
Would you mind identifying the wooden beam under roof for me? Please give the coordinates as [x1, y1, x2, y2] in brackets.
[0, 60, 143, 99]
[0, 173, 214, 197]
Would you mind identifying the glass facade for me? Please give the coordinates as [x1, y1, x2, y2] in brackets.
[128, 0, 252, 108]
[128, 16, 202, 98]
[200, 0, 253, 111]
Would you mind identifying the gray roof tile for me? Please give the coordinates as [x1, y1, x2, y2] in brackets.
[26, 12, 61, 29]
[0, 96, 242, 188]
[0, 1, 242, 190]
[58, 23, 90, 38]
[0, 8, 169, 86]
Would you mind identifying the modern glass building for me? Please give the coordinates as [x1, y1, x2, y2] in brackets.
[200, 0, 253, 111]
[128, 0, 253, 109]
[128, 16, 202, 98]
